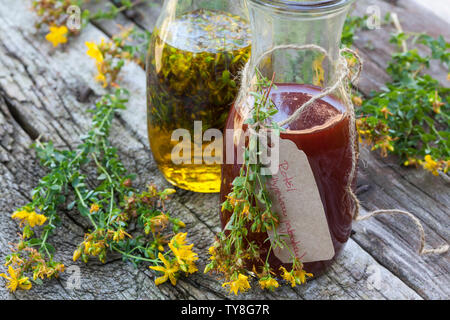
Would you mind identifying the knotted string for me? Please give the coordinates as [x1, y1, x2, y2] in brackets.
[236, 44, 448, 256]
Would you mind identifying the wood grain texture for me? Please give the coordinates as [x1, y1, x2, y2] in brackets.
[0, 0, 448, 300]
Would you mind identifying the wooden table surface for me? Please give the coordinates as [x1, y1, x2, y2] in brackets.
[0, 0, 448, 300]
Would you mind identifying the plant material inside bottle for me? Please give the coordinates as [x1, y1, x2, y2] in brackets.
[147, 9, 251, 193]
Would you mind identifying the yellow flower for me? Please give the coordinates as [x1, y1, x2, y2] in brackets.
[95, 71, 108, 88]
[45, 25, 68, 47]
[148, 214, 169, 232]
[241, 202, 250, 216]
[176, 220, 186, 228]
[312, 55, 325, 87]
[32, 264, 48, 280]
[293, 269, 313, 284]
[168, 233, 198, 272]
[431, 91, 444, 114]
[170, 232, 188, 247]
[352, 96, 363, 107]
[85, 41, 108, 87]
[280, 266, 312, 286]
[380, 106, 393, 119]
[259, 277, 279, 291]
[113, 229, 131, 242]
[90, 203, 100, 214]
[222, 273, 251, 295]
[85, 41, 104, 63]
[11, 210, 47, 227]
[83, 241, 92, 254]
[280, 266, 296, 287]
[0, 266, 32, 292]
[4, 255, 24, 267]
[421, 155, 440, 176]
[73, 248, 82, 262]
[372, 136, 395, 157]
[26, 211, 47, 227]
[404, 158, 419, 167]
[164, 188, 176, 195]
[208, 245, 217, 261]
[149, 253, 179, 286]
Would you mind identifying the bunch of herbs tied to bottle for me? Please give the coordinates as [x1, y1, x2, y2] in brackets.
[205, 72, 313, 295]
[2, 89, 198, 292]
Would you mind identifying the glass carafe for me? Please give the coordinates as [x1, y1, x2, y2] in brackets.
[220, 0, 357, 276]
[146, 0, 251, 193]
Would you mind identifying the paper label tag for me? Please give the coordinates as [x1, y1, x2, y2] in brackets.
[267, 138, 335, 263]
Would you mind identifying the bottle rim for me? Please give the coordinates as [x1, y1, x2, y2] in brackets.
[248, 0, 354, 13]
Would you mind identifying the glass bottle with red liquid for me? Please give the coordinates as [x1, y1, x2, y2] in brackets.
[221, 0, 357, 276]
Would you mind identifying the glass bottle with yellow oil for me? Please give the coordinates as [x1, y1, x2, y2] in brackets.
[146, 0, 251, 193]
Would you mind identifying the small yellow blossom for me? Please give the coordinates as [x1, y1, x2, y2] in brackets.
[404, 158, 419, 167]
[259, 277, 279, 291]
[431, 90, 444, 114]
[149, 253, 179, 286]
[73, 248, 82, 262]
[352, 96, 363, 107]
[175, 220, 186, 228]
[168, 233, 198, 273]
[112, 229, 131, 242]
[4, 255, 24, 267]
[222, 273, 251, 295]
[293, 269, 313, 284]
[148, 214, 169, 232]
[11, 210, 47, 228]
[280, 266, 296, 287]
[226, 195, 242, 208]
[280, 266, 312, 286]
[312, 55, 325, 87]
[241, 202, 250, 216]
[164, 188, 176, 195]
[95, 71, 108, 88]
[372, 136, 395, 157]
[85, 41, 104, 63]
[45, 25, 68, 47]
[380, 106, 393, 119]
[90, 203, 100, 214]
[421, 155, 440, 176]
[208, 246, 217, 261]
[0, 266, 32, 292]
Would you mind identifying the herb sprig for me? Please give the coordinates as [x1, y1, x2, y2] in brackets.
[356, 31, 449, 176]
[205, 73, 312, 295]
[1, 89, 198, 292]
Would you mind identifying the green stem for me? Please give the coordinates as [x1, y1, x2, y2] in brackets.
[112, 245, 159, 264]
[75, 186, 98, 229]
[91, 153, 115, 226]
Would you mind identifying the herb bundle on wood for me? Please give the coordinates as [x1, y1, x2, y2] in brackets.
[356, 31, 449, 176]
[1, 89, 198, 292]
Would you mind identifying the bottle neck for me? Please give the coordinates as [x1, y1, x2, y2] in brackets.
[246, 0, 353, 86]
[159, 0, 248, 19]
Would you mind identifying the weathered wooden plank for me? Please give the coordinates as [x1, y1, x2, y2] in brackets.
[349, 0, 450, 300]
[0, 0, 425, 300]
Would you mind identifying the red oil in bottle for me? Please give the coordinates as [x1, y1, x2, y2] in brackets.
[220, 83, 356, 276]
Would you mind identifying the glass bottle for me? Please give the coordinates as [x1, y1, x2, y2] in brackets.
[220, 0, 357, 276]
[146, 0, 251, 193]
